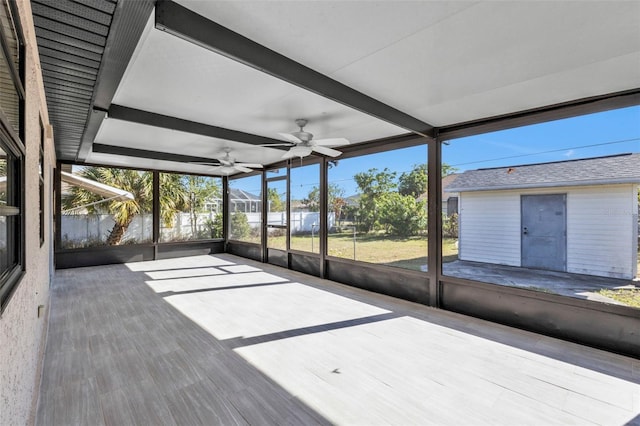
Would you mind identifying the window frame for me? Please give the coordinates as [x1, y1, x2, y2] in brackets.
[158, 172, 224, 243]
[0, 0, 25, 313]
[39, 119, 45, 246]
[227, 171, 263, 244]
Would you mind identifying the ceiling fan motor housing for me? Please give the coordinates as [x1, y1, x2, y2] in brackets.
[294, 118, 313, 142]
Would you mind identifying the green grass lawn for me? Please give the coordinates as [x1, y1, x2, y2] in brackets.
[289, 233, 459, 271]
[241, 232, 460, 271]
[327, 233, 428, 270]
[598, 288, 640, 308]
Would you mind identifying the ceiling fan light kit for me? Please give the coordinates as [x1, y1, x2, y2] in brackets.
[202, 148, 263, 174]
[278, 119, 350, 159]
[283, 145, 314, 159]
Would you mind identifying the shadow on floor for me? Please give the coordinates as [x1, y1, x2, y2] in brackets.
[37, 254, 639, 425]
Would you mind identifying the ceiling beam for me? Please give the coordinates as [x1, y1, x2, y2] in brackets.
[106, 104, 289, 150]
[76, 0, 155, 162]
[91, 143, 222, 165]
[155, 0, 435, 139]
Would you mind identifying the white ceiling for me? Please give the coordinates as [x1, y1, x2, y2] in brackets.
[88, 0, 640, 175]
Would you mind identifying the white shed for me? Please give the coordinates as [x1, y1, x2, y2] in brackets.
[446, 153, 640, 279]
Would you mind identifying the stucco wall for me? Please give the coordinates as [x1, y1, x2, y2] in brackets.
[458, 184, 638, 279]
[0, 1, 55, 425]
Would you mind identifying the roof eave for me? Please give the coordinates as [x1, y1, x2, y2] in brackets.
[447, 178, 640, 193]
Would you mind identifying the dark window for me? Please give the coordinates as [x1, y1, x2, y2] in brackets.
[446, 197, 458, 216]
[39, 121, 44, 246]
[0, 0, 24, 311]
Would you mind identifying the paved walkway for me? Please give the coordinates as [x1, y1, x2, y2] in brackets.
[37, 254, 639, 425]
[444, 260, 638, 303]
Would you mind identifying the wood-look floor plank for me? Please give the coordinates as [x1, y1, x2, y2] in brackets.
[93, 348, 153, 394]
[165, 379, 248, 426]
[100, 380, 177, 426]
[36, 254, 640, 426]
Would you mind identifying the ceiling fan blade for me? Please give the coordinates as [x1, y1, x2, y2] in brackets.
[312, 145, 342, 157]
[258, 142, 294, 147]
[278, 133, 303, 143]
[313, 137, 350, 146]
[236, 162, 263, 168]
[234, 165, 254, 173]
[193, 161, 221, 166]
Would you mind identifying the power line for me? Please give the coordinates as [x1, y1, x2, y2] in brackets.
[450, 137, 640, 167]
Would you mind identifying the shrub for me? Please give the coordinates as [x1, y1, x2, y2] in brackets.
[378, 193, 427, 237]
[230, 212, 251, 239]
[442, 213, 458, 238]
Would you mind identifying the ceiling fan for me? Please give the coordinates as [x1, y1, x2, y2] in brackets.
[275, 119, 349, 159]
[206, 148, 263, 174]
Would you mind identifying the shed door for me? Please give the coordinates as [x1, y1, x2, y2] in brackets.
[521, 194, 566, 271]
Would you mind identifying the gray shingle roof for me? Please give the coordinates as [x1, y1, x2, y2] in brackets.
[229, 188, 260, 201]
[446, 153, 640, 192]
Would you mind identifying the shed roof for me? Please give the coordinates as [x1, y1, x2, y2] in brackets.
[446, 153, 640, 192]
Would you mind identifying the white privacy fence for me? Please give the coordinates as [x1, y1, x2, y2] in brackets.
[61, 212, 220, 247]
[61, 210, 337, 247]
[61, 214, 153, 247]
[238, 211, 335, 233]
[161, 212, 219, 241]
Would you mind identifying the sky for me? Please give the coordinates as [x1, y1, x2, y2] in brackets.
[221, 105, 640, 200]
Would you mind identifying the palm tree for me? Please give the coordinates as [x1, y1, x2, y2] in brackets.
[62, 167, 188, 245]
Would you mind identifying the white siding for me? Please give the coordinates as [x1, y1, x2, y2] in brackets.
[458, 184, 638, 279]
[566, 185, 637, 279]
[459, 191, 521, 266]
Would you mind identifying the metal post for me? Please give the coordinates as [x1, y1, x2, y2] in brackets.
[311, 222, 317, 253]
[427, 135, 441, 307]
[353, 225, 356, 260]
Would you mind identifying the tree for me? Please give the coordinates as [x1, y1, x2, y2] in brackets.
[442, 163, 458, 177]
[332, 196, 347, 225]
[182, 175, 220, 236]
[267, 187, 285, 212]
[353, 168, 397, 232]
[303, 183, 345, 215]
[398, 163, 458, 199]
[378, 193, 427, 237]
[62, 167, 152, 245]
[206, 213, 223, 239]
[159, 173, 189, 228]
[303, 186, 320, 212]
[398, 164, 427, 198]
[62, 167, 188, 245]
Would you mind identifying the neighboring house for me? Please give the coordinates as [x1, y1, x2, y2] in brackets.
[228, 188, 262, 213]
[416, 173, 460, 216]
[442, 173, 460, 217]
[446, 153, 640, 279]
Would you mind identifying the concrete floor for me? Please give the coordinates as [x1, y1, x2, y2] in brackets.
[37, 254, 639, 425]
[443, 260, 638, 304]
